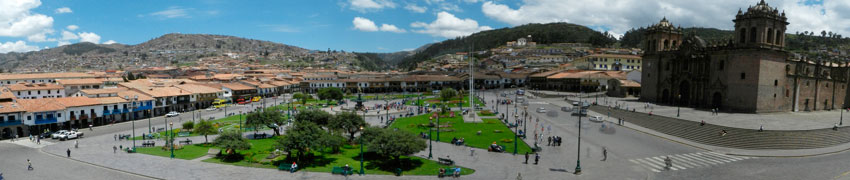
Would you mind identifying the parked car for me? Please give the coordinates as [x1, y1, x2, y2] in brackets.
[206, 107, 218, 111]
[58, 131, 81, 140]
[51, 130, 69, 139]
[165, 111, 180, 117]
[561, 106, 572, 112]
[589, 116, 604, 122]
[536, 107, 547, 113]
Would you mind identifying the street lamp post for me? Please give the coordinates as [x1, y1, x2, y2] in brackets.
[130, 96, 138, 151]
[841, 103, 845, 126]
[169, 121, 174, 159]
[359, 126, 365, 175]
[428, 127, 433, 159]
[575, 91, 583, 175]
[514, 113, 518, 155]
[148, 109, 153, 133]
[239, 111, 243, 133]
[677, 94, 681, 117]
[523, 106, 527, 139]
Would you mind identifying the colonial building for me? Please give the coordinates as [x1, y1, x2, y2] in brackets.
[640, 0, 849, 113]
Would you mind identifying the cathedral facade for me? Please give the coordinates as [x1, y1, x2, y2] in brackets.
[640, 0, 850, 113]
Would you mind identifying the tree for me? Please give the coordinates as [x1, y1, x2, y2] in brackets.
[213, 130, 251, 155]
[275, 121, 327, 162]
[440, 88, 457, 113]
[245, 110, 287, 136]
[367, 128, 427, 163]
[182, 121, 194, 130]
[822, 30, 827, 37]
[328, 111, 366, 142]
[317, 87, 344, 105]
[294, 109, 333, 127]
[194, 120, 217, 143]
[293, 93, 311, 104]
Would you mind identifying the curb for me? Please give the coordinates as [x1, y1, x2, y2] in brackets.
[39, 148, 164, 180]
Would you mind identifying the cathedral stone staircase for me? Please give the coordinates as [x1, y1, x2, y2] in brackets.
[586, 104, 850, 150]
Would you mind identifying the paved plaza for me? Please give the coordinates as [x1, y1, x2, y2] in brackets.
[4, 91, 850, 180]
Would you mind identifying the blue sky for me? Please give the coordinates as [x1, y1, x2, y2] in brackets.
[0, 0, 843, 54]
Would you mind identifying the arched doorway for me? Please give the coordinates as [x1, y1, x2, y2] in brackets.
[712, 92, 722, 109]
[679, 81, 691, 105]
[17, 127, 23, 137]
[661, 89, 670, 104]
[1, 128, 10, 139]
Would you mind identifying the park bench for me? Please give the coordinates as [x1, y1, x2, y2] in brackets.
[156, 128, 165, 132]
[278, 164, 298, 172]
[177, 132, 191, 137]
[437, 158, 454, 165]
[252, 133, 268, 139]
[331, 166, 354, 175]
[142, 141, 156, 147]
[179, 139, 192, 145]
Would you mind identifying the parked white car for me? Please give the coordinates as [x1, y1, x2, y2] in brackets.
[58, 131, 80, 140]
[536, 107, 547, 113]
[51, 130, 69, 139]
[589, 116, 604, 122]
[165, 111, 180, 117]
[206, 107, 218, 111]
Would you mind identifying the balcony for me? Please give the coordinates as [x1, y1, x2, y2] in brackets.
[112, 109, 122, 114]
[34, 117, 58, 125]
[103, 110, 111, 116]
[0, 120, 22, 127]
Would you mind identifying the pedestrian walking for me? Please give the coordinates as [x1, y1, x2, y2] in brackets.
[547, 136, 552, 146]
[524, 152, 529, 164]
[27, 159, 33, 171]
[74, 140, 78, 149]
[113, 146, 117, 153]
[36, 137, 40, 145]
[602, 147, 607, 161]
[534, 153, 540, 165]
[66, 148, 71, 157]
[470, 147, 475, 156]
[114, 134, 117, 141]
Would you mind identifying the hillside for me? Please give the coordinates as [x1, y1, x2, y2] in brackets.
[0, 33, 379, 72]
[397, 22, 614, 69]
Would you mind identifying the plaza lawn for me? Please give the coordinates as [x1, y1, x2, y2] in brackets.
[477, 110, 496, 117]
[389, 113, 533, 155]
[345, 94, 420, 100]
[203, 139, 474, 176]
[131, 112, 289, 140]
[135, 143, 214, 160]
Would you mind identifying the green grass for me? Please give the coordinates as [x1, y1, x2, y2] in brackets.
[203, 139, 474, 176]
[390, 113, 533, 154]
[345, 94, 421, 100]
[131, 110, 291, 140]
[406, 95, 484, 108]
[477, 110, 496, 116]
[135, 143, 214, 160]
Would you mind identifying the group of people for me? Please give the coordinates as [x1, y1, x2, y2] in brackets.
[438, 167, 462, 178]
[523, 152, 541, 165]
[547, 136, 562, 146]
[450, 137, 465, 146]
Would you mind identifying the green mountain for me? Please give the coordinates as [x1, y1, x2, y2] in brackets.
[397, 22, 615, 69]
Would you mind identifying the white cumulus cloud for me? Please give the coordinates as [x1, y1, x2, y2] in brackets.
[353, 17, 406, 33]
[411, 11, 492, 38]
[78, 32, 100, 44]
[55, 7, 72, 14]
[103, 40, 117, 44]
[0, 40, 39, 53]
[353, 17, 379, 31]
[60, 30, 78, 40]
[349, 0, 396, 12]
[405, 4, 427, 13]
[481, 0, 850, 38]
[380, 24, 406, 33]
[66, 25, 78, 31]
[0, 0, 55, 40]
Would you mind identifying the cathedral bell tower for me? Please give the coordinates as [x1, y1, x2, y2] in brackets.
[733, 0, 788, 49]
[644, 17, 684, 54]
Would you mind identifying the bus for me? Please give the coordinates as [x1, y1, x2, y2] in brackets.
[212, 99, 229, 108]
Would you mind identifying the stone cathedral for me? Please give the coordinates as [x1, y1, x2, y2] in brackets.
[640, 0, 850, 113]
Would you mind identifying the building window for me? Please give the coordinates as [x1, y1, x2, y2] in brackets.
[774, 80, 778, 86]
[740, 73, 746, 80]
[718, 61, 724, 71]
[740, 28, 747, 43]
